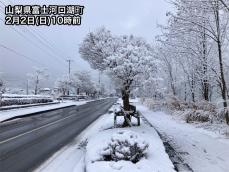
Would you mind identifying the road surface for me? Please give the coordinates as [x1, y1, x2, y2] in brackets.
[0, 98, 116, 172]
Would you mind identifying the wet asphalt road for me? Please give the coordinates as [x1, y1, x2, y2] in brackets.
[0, 98, 116, 172]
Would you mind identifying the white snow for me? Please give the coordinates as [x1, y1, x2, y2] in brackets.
[0, 101, 88, 122]
[2, 93, 51, 98]
[35, 104, 175, 172]
[34, 111, 112, 172]
[86, 126, 175, 172]
[137, 104, 229, 172]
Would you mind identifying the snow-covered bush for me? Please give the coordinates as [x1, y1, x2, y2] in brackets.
[100, 131, 148, 163]
[185, 110, 210, 123]
[215, 109, 228, 122]
[165, 96, 188, 111]
[0, 98, 53, 107]
[141, 96, 219, 123]
[141, 98, 165, 111]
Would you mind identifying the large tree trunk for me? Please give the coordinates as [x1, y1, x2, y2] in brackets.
[215, 2, 229, 124]
[218, 41, 229, 124]
[123, 93, 130, 111]
[122, 85, 131, 127]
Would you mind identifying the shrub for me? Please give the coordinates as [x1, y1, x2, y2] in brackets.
[185, 110, 210, 123]
[100, 131, 148, 163]
[0, 98, 53, 107]
[140, 98, 166, 111]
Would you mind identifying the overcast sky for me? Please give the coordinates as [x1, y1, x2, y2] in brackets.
[0, 0, 172, 89]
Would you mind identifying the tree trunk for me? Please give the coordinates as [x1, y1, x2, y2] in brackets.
[203, 81, 209, 101]
[202, 26, 209, 101]
[215, 2, 229, 124]
[122, 86, 131, 127]
[34, 75, 39, 95]
[123, 93, 130, 111]
[191, 75, 195, 102]
[184, 82, 187, 101]
[218, 41, 229, 124]
[34, 85, 38, 95]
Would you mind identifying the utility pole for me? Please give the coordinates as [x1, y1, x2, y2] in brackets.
[66, 59, 73, 77]
[26, 79, 29, 95]
[66, 59, 73, 95]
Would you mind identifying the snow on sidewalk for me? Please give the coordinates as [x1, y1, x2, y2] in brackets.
[137, 104, 229, 172]
[0, 101, 88, 122]
[35, 105, 175, 172]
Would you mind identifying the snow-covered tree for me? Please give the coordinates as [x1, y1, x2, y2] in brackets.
[55, 75, 71, 96]
[72, 71, 96, 96]
[0, 78, 6, 100]
[27, 67, 48, 95]
[156, 0, 229, 124]
[80, 28, 157, 126]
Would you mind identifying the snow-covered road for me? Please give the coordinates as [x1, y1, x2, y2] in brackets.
[0, 100, 90, 122]
[138, 105, 229, 172]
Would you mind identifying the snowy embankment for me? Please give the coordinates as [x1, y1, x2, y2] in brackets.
[2, 94, 51, 98]
[0, 101, 88, 122]
[137, 104, 229, 172]
[35, 103, 175, 172]
[0, 94, 53, 107]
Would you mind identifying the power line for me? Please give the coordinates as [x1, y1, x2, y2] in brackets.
[0, 1, 75, 67]
[29, 27, 69, 58]
[25, 28, 67, 62]
[0, 43, 45, 66]
[0, 5, 67, 65]
[0, 18, 67, 66]
[1, 0, 71, 60]
[2, 25, 65, 65]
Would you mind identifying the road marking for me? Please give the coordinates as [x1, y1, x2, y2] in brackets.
[0, 112, 78, 145]
[0, 99, 114, 145]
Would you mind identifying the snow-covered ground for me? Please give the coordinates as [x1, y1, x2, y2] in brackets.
[2, 94, 51, 98]
[0, 101, 88, 122]
[137, 104, 229, 172]
[35, 104, 175, 172]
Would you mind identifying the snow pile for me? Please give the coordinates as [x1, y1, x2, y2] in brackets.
[95, 131, 148, 163]
[86, 126, 175, 172]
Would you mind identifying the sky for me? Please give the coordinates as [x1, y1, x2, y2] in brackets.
[0, 0, 172, 89]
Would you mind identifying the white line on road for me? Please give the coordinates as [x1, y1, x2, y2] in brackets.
[0, 112, 78, 145]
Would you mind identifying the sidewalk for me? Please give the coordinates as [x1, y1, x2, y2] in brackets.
[137, 104, 229, 172]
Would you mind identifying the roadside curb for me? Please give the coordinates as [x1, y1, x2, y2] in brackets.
[140, 114, 193, 172]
